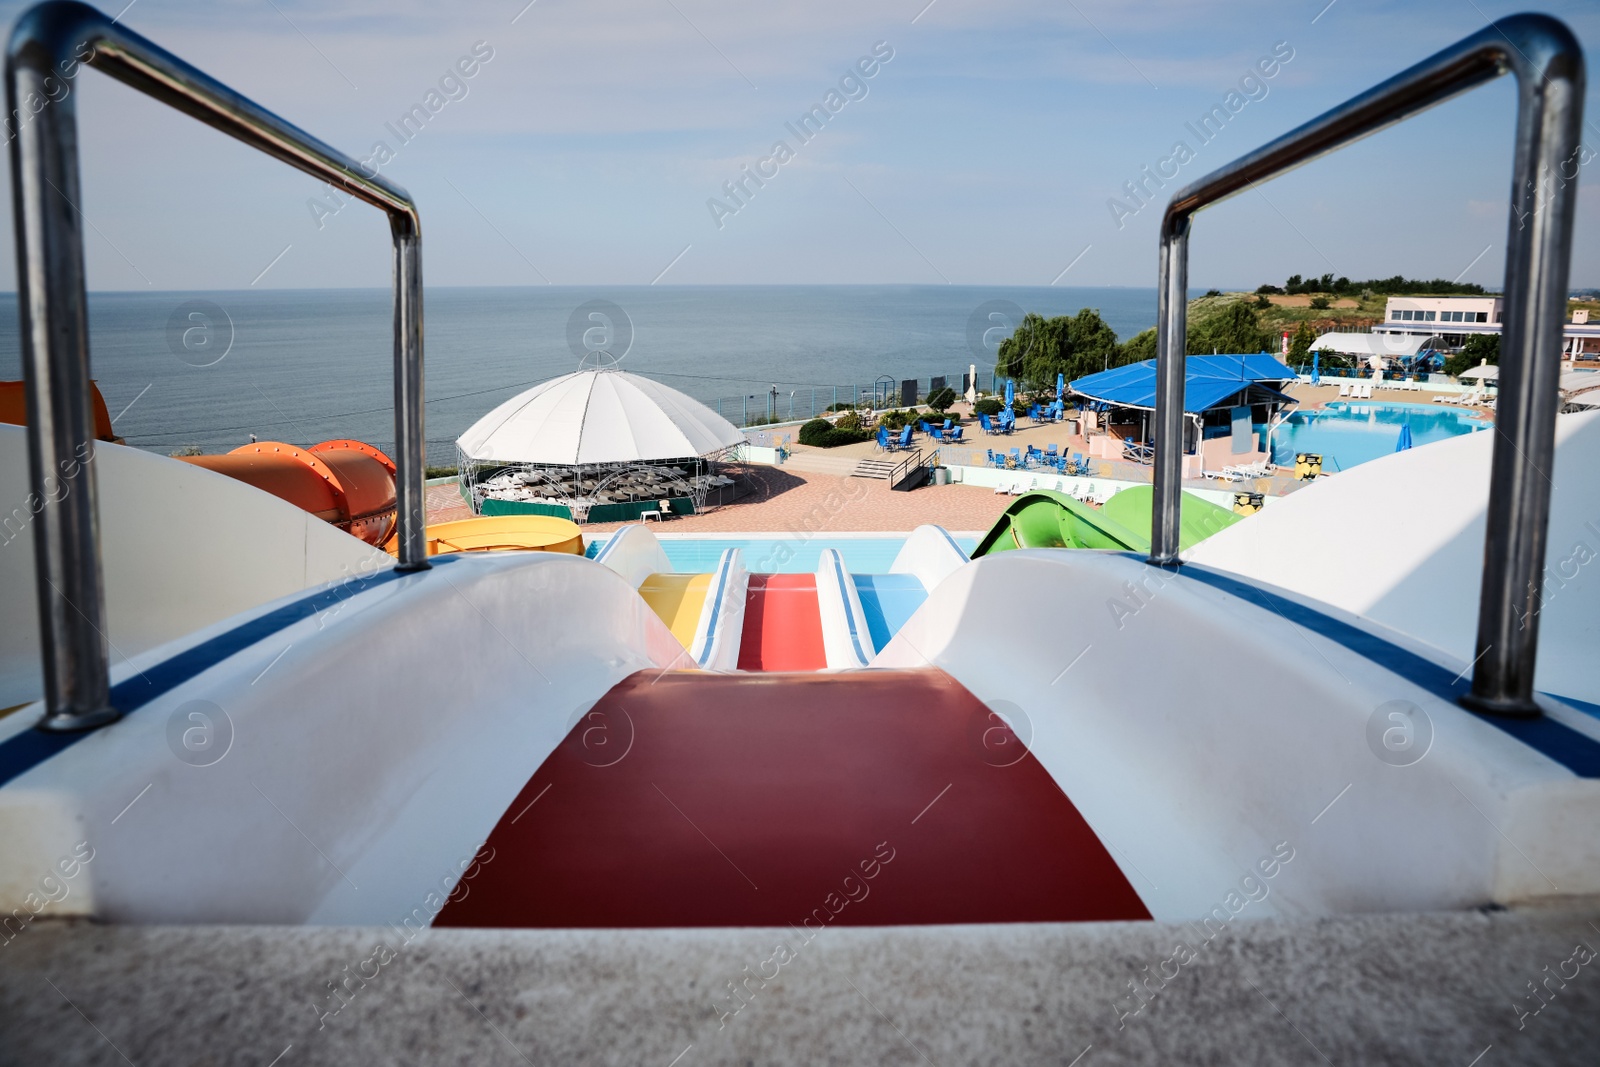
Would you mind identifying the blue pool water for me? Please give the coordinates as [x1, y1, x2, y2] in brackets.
[585, 535, 977, 574]
[1270, 401, 1487, 471]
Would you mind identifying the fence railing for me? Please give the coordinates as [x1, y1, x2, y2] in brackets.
[1153, 14, 1583, 717]
[710, 371, 998, 428]
[10, 1, 428, 732]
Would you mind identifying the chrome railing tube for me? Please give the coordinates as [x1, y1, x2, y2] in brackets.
[7, 1, 430, 732]
[1152, 14, 1582, 717]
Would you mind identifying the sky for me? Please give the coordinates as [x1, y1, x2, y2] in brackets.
[0, 0, 1596, 291]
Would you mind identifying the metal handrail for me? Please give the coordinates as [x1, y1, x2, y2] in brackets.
[8, 1, 430, 733]
[1152, 14, 1583, 718]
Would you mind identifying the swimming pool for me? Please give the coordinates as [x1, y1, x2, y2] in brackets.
[1270, 401, 1487, 472]
[585, 534, 980, 574]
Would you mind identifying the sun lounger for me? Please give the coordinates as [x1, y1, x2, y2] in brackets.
[1337, 382, 1350, 397]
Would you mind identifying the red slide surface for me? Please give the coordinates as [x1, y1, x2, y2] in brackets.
[434, 669, 1150, 928]
[736, 573, 827, 671]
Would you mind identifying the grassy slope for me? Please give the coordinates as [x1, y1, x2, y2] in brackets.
[1192, 291, 1598, 336]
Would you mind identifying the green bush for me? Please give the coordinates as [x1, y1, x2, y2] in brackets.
[1309, 296, 1331, 310]
[1445, 333, 1499, 378]
[798, 418, 872, 448]
[974, 398, 1005, 416]
[798, 419, 832, 446]
[827, 401, 856, 412]
[878, 408, 914, 430]
[926, 386, 957, 412]
[834, 411, 864, 431]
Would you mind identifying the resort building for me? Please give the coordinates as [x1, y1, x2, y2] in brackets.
[1069, 353, 1297, 477]
[1373, 295, 1599, 360]
[1383, 295, 1500, 326]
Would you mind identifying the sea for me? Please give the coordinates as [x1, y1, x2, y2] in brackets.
[0, 285, 1169, 466]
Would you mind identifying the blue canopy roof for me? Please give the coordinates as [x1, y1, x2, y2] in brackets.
[1069, 353, 1296, 414]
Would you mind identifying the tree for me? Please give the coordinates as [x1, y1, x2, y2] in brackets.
[1119, 327, 1157, 363]
[926, 386, 956, 412]
[1445, 333, 1499, 378]
[1309, 296, 1331, 310]
[1286, 322, 1318, 366]
[1187, 300, 1272, 355]
[995, 308, 1125, 391]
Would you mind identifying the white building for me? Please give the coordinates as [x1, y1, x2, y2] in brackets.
[1374, 295, 1598, 361]
[1381, 295, 1501, 328]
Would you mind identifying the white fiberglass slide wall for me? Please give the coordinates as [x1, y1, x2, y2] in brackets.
[691, 548, 748, 670]
[0, 551, 691, 923]
[1188, 410, 1600, 706]
[874, 549, 1600, 919]
[815, 549, 873, 669]
[889, 524, 970, 590]
[0, 425, 388, 710]
[592, 523, 673, 588]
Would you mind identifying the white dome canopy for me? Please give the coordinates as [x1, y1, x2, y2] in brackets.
[456, 368, 746, 465]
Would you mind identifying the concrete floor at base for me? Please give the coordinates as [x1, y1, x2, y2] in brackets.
[5, 904, 1597, 1066]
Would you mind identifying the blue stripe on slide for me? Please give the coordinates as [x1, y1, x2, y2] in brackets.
[0, 557, 459, 789]
[1177, 563, 1600, 778]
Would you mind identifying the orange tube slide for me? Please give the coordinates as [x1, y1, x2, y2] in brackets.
[180, 440, 398, 546]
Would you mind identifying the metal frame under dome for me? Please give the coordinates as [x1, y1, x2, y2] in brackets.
[457, 446, 743, 524]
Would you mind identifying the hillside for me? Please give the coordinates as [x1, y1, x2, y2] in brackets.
[1188, 291, 1383, 339]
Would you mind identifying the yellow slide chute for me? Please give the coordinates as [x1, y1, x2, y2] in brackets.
[637, 573, 712, 649]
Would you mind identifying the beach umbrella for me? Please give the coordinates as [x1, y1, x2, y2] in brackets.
[1394, 420, 1413, 452]
[1311, 352, 1321, 385]
[1005, 379, 1015, 407]
[1056, 372, 1065, 400]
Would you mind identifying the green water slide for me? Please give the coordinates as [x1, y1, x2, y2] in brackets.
[972, 486, 1242, 557]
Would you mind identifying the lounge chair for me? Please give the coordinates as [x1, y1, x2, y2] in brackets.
[1337, 382, 1350, 397]
[1203, 469, 1243, 483]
